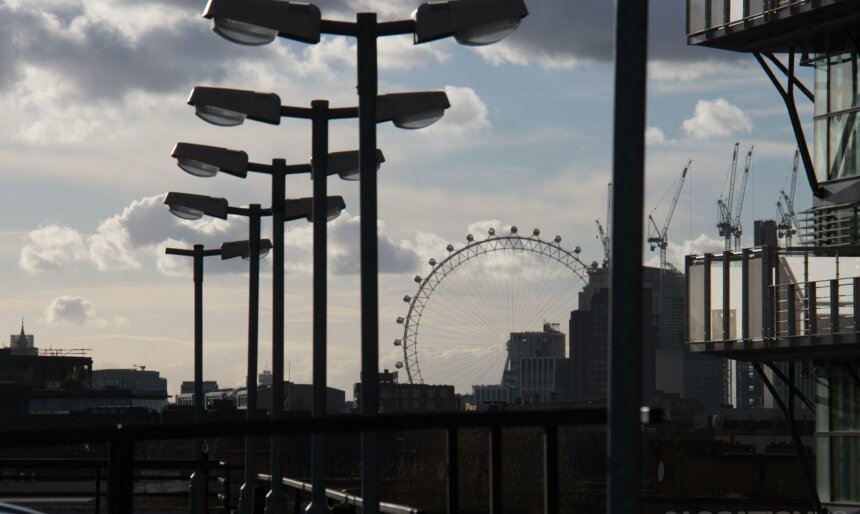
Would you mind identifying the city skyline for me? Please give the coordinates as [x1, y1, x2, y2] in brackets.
[1, 0, 810, 396]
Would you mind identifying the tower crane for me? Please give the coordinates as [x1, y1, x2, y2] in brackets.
[731, 145, 754, 249]
[648, 160, 692, 270]
[777, 149, 800, 246]
[595, 183, 612, 267]
[717, 142, 741, 250]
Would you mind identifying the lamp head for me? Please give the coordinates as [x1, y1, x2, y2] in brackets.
[221, 239, 273, 260]
[413, 0, 528, 46]
[377, 92, 450, 130]
[187, 86, 281, 126]
[164, 192, 230, 220]
[172, 143, 249, 178]
[324, 149, 385, 181]
[283, 196, 346, 222]
[203, 0, 321, 45]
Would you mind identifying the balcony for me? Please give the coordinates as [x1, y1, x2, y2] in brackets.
[686, 0, 860, 53]
[685, 246, 860, 359]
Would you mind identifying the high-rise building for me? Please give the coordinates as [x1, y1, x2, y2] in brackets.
[570, 266, 726, 410]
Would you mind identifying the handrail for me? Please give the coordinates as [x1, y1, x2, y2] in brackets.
[687, 0, 810, 38]
[259, 474, 419, 514]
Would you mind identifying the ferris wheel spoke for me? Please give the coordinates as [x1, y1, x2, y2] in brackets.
[424, 288, 505, 338]
[471, 349, 509, 387]
[521, 264, 581, 331]
[416, 306, 507, 342]
[455, 255, 509, 330]
[431, 347, 506, 386]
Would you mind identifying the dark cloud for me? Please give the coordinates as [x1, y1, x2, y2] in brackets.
[0, 1, 282, 101]
[497, 0, 734, 65]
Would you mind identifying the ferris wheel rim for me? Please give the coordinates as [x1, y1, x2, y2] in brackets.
[396, 231, 590, 385]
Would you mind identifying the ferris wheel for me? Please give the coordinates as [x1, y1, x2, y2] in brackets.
[392, 226, 594, 394]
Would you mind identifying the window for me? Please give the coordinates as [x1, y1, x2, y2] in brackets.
[815, 51, 860, 181]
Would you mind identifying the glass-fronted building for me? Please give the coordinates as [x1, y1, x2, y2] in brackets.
[686, 1, 860, 511]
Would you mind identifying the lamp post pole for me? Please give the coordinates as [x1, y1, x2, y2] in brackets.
[356, 12, 380, 514]
[165, 244, 222, 514]
[307, 100, 331, 513]
[240, 204, 263, 514]
[267, 162, 288, 513]
[608, 0, 648, 513]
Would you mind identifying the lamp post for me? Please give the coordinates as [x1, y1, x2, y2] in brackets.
[164, 243, 225, 514]
[165, 191, 344, 514]
[196, 2, 527, 511]
[171, 141, 372, 513]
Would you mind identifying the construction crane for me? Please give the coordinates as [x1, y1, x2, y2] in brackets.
[717, 142, 741, 250]
[648, 161, 691, 270]
[777, 149, 800, 246]
[731, 145, 754, 249]
[595, 183, 612, 267]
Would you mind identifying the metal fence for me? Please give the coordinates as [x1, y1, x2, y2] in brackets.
[687, 0, 809, 36]
[0, 408, 627, 514]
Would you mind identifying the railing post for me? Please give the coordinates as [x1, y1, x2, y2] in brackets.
[95, 463, 102, 514]
[107, 433, 133, 514]
[704, 253, 712, 341]
[808, 282, 817, 335]
[723, 251, 731, 340]
[543, 425, 559, 514]
[489, 425, 502, 514]
[853, 277, 860, 341]
[446, 427, 459, 514]
[831, 279, 839, 335]
[787, 283, 796, 337]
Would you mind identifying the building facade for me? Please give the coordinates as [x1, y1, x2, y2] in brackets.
[686, 2, 860, 510]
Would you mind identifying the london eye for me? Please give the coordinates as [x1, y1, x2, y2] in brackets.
[393, 226, 593, 394]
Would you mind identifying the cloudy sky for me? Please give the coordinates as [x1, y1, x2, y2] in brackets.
[0, 0, 812, 396]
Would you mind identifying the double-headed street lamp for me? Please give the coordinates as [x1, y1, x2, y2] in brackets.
[165, 192, 344, 514]
[197, 1, 527, 512]
[172, 139, 381, 513]
[164, 242, 250, 514]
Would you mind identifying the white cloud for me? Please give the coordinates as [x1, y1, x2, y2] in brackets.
[423, 86, 491, 138]
[682, 98, 752, 139]
[646, 126, 667, 146]
[648, 233, 726, 268]
[19, 225, 88, 272]
[42, 295, 127, 328]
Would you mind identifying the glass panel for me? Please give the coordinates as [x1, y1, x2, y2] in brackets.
[815, 118, 828, 183]
[829, 52, 859, 113]
[830, 374, 860, 432]
[689, 264, 705, 341]
[689, 0, 707, 33]
[831, 436, 860, 502]
[729, 0, 743, 21]
[815, 60, 828, 116]
[748, 257, 763, 338]
[828, 111, 860, 180]
[748, 0, 764, 16]
[710, 0, 726, 28]
[817, 434, 831, 503]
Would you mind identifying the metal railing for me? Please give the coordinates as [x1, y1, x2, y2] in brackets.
[773, 277, 860, 338]
[0, 408, 634, 514]
[687, 0, 809, 37]
[797, 202, 860, 249]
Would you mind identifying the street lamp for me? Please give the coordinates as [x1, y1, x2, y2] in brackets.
[171, 141, 375, 513]
[164, 243, 230, 514]
[196, 1, 527, 511]
[165, 192, 343, 514]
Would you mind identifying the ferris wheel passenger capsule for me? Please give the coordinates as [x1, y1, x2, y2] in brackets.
[488, 228, 496, 236]
[466, 234, 474, 242]
[446, 244, 454, 252]
[510, 225, 518, 234]
[591, 261, 599, 269]
[574, 246, 582, 254]
[403, 295, 411, 303]
[395, 361, 403, 369]
[414, 275, 422, 283]
[429, 258, 437, 266]
[393, 339, 401, 346]
[396, 317, 404, 324]
[533, 228, 540, 237]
